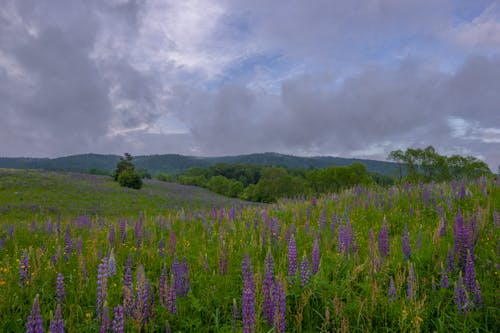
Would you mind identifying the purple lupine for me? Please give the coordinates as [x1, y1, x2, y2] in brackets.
[168, 231, 177, 255]
[159, 266, 168, 307]
[134, 265, 153, 325]
[48, 303, 64, 333]
[96, 257, 108, 317]
[439, 216, 447, 237]
[19, 249, 29, 286]
[338, 221, 356, 256]
[446, 246, 455, 274]
[75, 237, 83, 256]
[167, 274, 177, 314]
[473, 280, 483, 308]
[378, 218, 390, 258]
[407, 263, 416, 300]
[318, 208, 326, 229]
[219, 244, 228, 275]
[440, 265, 449, 289]
[158, 239, 165, 257]
[242, 254, 255, 333]
[111, 305, 125, 333]
[134, 219, 143, 248]
[64, 227, 73, 258]
[108, 225, 116, 248]
[402, 224, 411, 261]
[232, 298, 239, 332]
[454, 212, 468, 270]
[311, 197, 317, 207]
[272, 278, 286, 333]
[119, 219, 127, 243]
[299, 254, 310, 287]
[454, 273, 470, 314]
[288, 236, 297, 278]
[108, 249, 116, 277]
[56, 273, 65, 304]
[262, 251, 275, 326]
[464, 250, 475, 293]
[100, 303, 110, 333]
[311, 238, 320, 275]
[26, 294, 44, 333]
[388, 276, 396, 302]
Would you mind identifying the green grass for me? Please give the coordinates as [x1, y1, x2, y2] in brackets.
[0, 170, 499, 332]
[0, 169, 252, 220]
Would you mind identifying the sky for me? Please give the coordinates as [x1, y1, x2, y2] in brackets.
[0, 0, 499, 169]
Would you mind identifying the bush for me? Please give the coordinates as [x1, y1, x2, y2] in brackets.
[118, 169, 143, 189]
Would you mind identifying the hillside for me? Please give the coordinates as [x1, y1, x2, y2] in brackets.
[0, 152, 400, 176]
[0, 169, 252, 219]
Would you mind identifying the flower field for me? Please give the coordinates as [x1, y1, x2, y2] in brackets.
[0, 170, 499, 332]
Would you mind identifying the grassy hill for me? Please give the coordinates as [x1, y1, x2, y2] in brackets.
[0, 169, 253, 220]
[0, 152, 400, 176]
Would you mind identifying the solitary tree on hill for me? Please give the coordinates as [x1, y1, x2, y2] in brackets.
[114, 153, 142, 189]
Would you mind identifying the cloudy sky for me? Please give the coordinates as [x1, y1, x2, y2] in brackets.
[0, 0, 499, 168]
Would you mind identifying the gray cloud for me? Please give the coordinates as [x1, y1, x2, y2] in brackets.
[0, 0, 498, 170]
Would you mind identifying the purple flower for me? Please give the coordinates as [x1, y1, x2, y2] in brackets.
[134, 219, 143, 248]
[108, 225, 116, 248]
[108, 249, 116, 277]
[48, 303, 64, 333]
[311, 238, 320, 275]
[111, 305, 125, 333]
[56, 273, 65, 304]
[262, 251, 275, 327]
[388, 276, 396, 302]
[242, 254, 255, 333]
[158, 239, 165, 257]
[402, 224, 411, 261]
[407, 263, 416, 300]
[464, 250, 475, 293]
[378, 218, 390, 258]
[288, 236, 297, 278]
[299, 254, 310, 287]
[119, 219, 127, 243]
[446, 246, 455, 274]
[100, 303, 110, 333]
[19, 250, 29, 286]
[167, 274, 177, 315]
[219, 244, 228, 275]
[134, 265, 153, 325]
[96, 257, 108, 317]
[472, 280, 483, 308]
[26, 294, 44, 333]
[159, 266, 168, 308]
[64, 227, 73, 259]
[440, 265, 449, 289]
[454, 273, 470, 314]
[272, 279, 286, 333]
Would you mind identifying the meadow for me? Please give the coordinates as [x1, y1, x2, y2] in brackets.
[0, 169, 499, 332]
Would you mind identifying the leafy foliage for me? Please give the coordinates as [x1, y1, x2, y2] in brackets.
[117, 169, 143, 189]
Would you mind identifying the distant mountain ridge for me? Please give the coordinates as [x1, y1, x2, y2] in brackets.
[0, 152, 400, 176]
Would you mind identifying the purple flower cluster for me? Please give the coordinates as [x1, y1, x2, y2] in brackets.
[49, 303, 64, 333]
[288, 236, 297, 278]
[406, 263, 416, 300]
[241, 254, 255, 333]
[378, 218, 390, 258]
[454, 273, 470, 314]
[171, 257, 189, 296]
[262, 251, 275, 326]
[56, 273, 65, 304]
[108, 249, 116, 277]
[272, 279, 286, 333]
[26, 295, 44, 333]
[96, 258, 108, 317]
[299, 254, 310, 287]
[338, 221, 357, 256]
[311, 238, 320, 275]
[111, 305, 125, 333]
[119, 219, 127, 243]
[402, 224, 411, 261]
[19, 250, 29, 286]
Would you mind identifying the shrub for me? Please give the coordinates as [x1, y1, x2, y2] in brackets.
[118, 169, 143, 189]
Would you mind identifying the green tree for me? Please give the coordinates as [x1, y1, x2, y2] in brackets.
[113, 153, 135, 181]
[118, 168, 143, 189]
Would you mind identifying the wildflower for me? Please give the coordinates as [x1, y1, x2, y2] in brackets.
[407, 263, 416, 300]
[111, 305, 124, 333]
[440, 265, 449, 289]
[96, 257, 108, 317]
[454, 273, 470, 314]
[378, 218, 390, 258]
[388, 276, 396, 302]
[299, 254, 310, 287]
[108, 249, 116, 277]
[56, 273, 65, 304]
[402, 224, 411, 261]
[26, 294, 44, 333]
[272, 278, 286, 333]
[19, 250, 29, 286]
[288, 236, 297, 278]
[48, 303, 64, 333]
[312, 238, 320, 275]
[262, 250, 275, 326]
[242, 254, 255, 333]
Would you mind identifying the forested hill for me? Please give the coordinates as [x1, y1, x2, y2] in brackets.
[0, 152, 400, 176]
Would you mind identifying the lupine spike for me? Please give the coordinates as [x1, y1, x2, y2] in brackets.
[241, 254, 255, 333]
[272, 278, 286, 333]
[388, 276, 396, 302]
[56, 273, 65, 304]
[111, 305, 125, 333]
[299, 254, 310, 287]
[378, 218, 390, 258]
[96, 257, 108, 317]
[48, 303, 64, 333]
[26, 294, 44, 333]
[311, 238, 320, 275]
[20, 249, 29, 286]
[262, 250, 275, 326]
[402, 224, 411, 261]
[288, 236, 297, 278]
